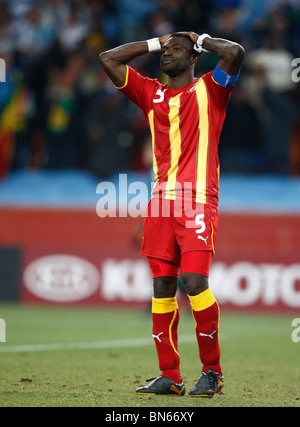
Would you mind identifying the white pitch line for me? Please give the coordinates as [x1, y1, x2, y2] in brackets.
[0, 334, 197, 354]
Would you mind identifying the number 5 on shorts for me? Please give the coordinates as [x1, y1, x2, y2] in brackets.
[195, 214, 205, 234]
[195, 214, 209, 245]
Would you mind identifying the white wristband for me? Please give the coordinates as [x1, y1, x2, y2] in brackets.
[147, 38, 161, 53]
[194, 33, 211, 53]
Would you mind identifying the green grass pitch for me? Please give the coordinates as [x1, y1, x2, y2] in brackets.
[0, 304, 299, 407]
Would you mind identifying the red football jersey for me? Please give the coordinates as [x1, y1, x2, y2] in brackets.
[118, 65, 233, 209]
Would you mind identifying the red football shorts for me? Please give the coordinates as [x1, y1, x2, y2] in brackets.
[141, 198, 218, 278]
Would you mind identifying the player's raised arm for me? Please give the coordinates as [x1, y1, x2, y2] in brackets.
[99, 41, 148, 88]
[99, 35, 170, 88]
[188, 32, 245, 76]
[203, 37, 245, 76]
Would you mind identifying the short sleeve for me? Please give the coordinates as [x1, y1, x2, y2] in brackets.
[117, 66, 157, 116]
[202, 68, 236, 110]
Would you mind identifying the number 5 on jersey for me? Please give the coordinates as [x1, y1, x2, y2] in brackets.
[153, 89, 166, 103]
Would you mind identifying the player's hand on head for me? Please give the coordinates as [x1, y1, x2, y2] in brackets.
[159, 34, 172, 47]
[187, 32, 200, 44]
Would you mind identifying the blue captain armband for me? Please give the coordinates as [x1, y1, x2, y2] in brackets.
[212, 64, 239, 88]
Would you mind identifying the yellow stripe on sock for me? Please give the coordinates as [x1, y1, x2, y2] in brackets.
[188, 289, 216, 312]
[169, 310, 180, 357]
[152, 297, 178, 314]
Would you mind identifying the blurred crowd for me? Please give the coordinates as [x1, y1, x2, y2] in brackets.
[0, 0, 300, 180]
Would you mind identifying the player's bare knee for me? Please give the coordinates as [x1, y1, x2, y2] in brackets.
[181, 273, 209, 296]
[153, 276, 178, 298]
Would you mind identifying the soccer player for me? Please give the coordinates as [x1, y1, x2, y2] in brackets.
[100, 31, 244, 398]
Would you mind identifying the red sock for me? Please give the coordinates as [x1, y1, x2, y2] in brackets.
[188, 289, 221, 375]
[152, 297, 181, 384]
